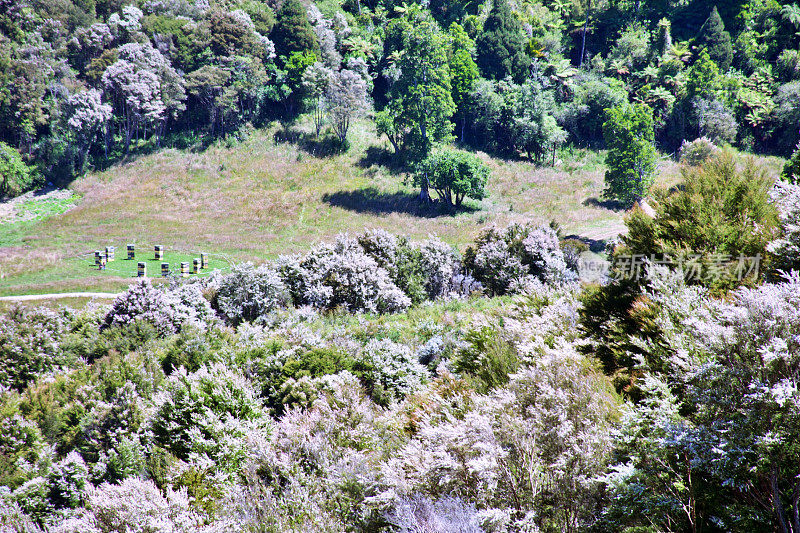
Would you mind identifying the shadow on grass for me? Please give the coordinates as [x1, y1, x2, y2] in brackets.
[322, 187, 479, 218]
[582, 197, 625, 212]
[563, 234, 610, 253]
[274, 128, 347, 157]
[357, 146, 408, 175]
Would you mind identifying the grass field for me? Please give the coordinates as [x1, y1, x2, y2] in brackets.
[0, 118, 785, 297]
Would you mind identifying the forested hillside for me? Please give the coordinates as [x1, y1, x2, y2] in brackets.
[1, 0, 799, 198]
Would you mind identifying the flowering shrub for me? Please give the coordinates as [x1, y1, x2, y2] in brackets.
[296, 236, 411, 314]
[213, 262, 290, 325]
[355, 339, 428, 404]
[469, 239, 527, 295]
[49, 478, 203, 533]
[767, 180, 800, 273]
[148, 363, 267, 471]
[0, 306, 72, 391]
[386, 495, 482, 533]
[102, 280, 179, 336]
[679, 136, 719, 166]
[392, 343, 616, 532]
[415, 237, 460, 299]
[521, 226, 569, 282]
[465, 223, 570, 295]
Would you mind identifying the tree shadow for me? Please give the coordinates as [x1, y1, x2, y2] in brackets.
[274, 128, 346, 157]
[322, 187, 479, 218]
[357, 146, 408, 176]
[582, 197, 625, 212]
[563, 234, 610, 253]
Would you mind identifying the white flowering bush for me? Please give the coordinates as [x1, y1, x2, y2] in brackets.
[356, 339, 428, 404]
[213, 262, 290, 325]
[600, 271, 800, 531]
[386, 495, 483, 533]
[0, 306, 72, 391]
[520, 226, 569, 282]
[392, 343, 616, 532]
[415, 237, 460, 299]
[164, 282, 217, 331]
[465, 223, 570, 295]
[679, 136, 719, 166]
[48, 477, 203, 533]
[767, 180, 800, 273]
[469, 239, 527, 296]
[296, 237, 411, 314]
[102, 279, 180, 336]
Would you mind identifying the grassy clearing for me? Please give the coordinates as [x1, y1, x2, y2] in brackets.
[0, 118, 784, 296]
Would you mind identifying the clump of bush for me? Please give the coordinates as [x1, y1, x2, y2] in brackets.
[783, 142, 800, 184]
[679, 137, 719, 166]
[295, 235, 412, 314]
[102, 280, 182, 336]
[213, 263, 290, 326]
[0, 306, 74, 391]
[464, 223, 570, 295]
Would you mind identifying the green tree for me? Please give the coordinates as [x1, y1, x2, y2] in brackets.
[448, 23, 479, 142]
[686, 49, 721, 100]
[602, 103, 658, 207]
[475, 0, 530, 82]
[513, 80, 566, 164]
[0, 141, 37, 198]
[270, 0, 320, 60]
[783, 142, 800, 184]
[696, 6, 732, 71]
[414, 146, 489, 206]
[376, 5, 455, 199]
[623, 151, 779, 291]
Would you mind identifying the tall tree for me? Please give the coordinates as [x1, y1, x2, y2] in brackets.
[448, 23, 479, 142]
[475, 0, 530, 82]
[696, 6, 732, 71]
[602, 103, 658, 207]
[270, 0, 320, 60]
[376, 5, 455, 199]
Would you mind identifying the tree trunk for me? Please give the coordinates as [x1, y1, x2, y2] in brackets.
[580, 16, 589, 67]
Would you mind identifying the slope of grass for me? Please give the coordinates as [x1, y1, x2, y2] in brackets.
[0, 118, 784, 296]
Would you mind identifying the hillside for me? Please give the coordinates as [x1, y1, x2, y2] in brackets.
[0, 118, 647, 296]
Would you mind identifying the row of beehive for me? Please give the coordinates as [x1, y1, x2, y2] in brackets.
[94, 244, 207, 277]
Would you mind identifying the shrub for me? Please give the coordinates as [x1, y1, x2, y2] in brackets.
[355, 339, 428, 404]
[47, 451, 88, 510]
[783, 143, 800, 184]
[0, 306, 73, 391]
[622, 151, 779, 290]
[453, 326, 518, 392]
[415, 237, 460, 299]
[767, 181, 800, 274]
[214, 262, 290, 325]
[464, 223, 569, 295]
[679, 136, 720, 166]
[49, 477, 202, 533]
[297, 237, 411, 314]
[102, 280, 180, 336]
[386, 495, 482, 533]
[148, 363, 266, 470]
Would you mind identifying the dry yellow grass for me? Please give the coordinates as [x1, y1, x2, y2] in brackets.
[0, 118, 784, 295]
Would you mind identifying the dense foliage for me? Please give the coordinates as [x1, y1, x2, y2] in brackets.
[1, 0, 798, 199]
